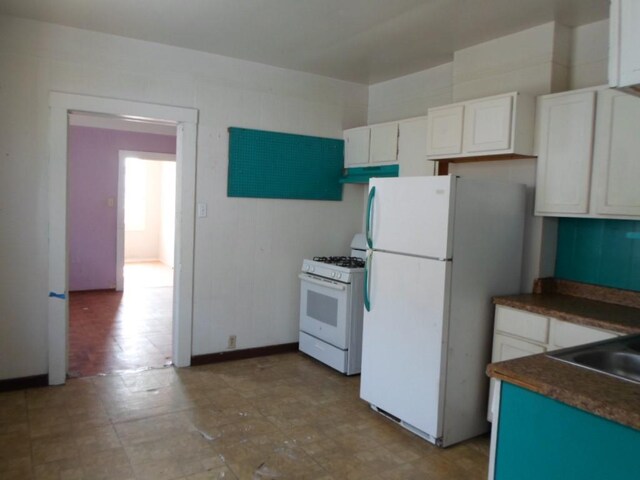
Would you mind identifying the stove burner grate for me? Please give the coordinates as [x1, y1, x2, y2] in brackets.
[313, 256, 365, 268]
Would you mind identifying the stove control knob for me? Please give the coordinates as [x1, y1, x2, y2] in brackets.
[335, 273, 342, 279]
[304, 265, 310, 272]
[330, 272, 336, 278]
[309, 266, 315, 273]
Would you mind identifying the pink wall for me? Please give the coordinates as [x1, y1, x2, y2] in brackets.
[69, 126, 176, 291]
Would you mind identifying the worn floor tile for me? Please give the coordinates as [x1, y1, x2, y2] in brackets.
[0, 455, 33, 480]
[6, 352, 490, 479]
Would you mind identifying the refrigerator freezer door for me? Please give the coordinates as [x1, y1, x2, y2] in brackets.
[360, 250, 450, 439]
[368, 176, 454, 259]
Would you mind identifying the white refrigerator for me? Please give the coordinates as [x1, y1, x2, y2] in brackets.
[360, 175, 525, 447]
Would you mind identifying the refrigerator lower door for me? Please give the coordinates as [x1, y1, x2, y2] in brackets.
[360, 250, 450, 441]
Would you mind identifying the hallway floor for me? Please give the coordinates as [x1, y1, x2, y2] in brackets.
[69, 262, 174, 378]
[0, 354, 490, 479]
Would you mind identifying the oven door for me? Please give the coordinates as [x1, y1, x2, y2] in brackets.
[299, 273, 350, 350]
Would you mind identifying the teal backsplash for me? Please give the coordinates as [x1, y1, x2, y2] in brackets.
[555, 218, 640, 292]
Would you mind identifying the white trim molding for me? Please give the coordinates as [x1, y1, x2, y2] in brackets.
[48, 92, 198, 384]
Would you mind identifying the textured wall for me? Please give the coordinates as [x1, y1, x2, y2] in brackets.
[68, 126, 176, 291]
[0, 14, 367, 380]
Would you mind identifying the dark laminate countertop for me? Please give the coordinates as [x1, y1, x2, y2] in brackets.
[493, 278, 640, 335]
[487, 352, 640, 431]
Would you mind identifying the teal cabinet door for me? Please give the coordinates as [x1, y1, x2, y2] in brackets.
[496, 382, 639, 480]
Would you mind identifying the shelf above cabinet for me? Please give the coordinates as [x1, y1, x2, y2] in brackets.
[434, 154, 535, 175]
[339, 165, 399, 184]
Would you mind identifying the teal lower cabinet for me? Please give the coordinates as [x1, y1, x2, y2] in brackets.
[495, 382, 638, 480]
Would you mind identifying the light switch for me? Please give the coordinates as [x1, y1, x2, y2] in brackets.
[107, 197, 115, 207]
[197, 203, 207, 218]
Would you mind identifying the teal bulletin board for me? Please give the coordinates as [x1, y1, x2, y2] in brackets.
[227, 127, 344, 201]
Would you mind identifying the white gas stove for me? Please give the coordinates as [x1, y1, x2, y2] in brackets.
[298, 234, 366, 375]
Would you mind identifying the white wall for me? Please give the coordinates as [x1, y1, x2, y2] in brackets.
[0, 15, 367, 380]
[452, 22, 570, 101]
[367, 63, 453, 124]
[570, 19, 609, 90]
[159, 161, 176, 268]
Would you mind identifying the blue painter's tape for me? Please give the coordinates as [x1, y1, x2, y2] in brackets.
[49, 292, 66, 300]
[625, 232, 640, 240]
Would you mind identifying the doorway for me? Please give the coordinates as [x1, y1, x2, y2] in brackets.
[117, 152, 177, 291]
[67, 133, 179, 377]
[48, 92, 198, 384]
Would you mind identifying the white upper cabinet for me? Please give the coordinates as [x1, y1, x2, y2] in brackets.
[463, 95, 513, 153]
[534, 90, 596, 215]
[369, 123, 399, 165]
[398, 116, 435, 177]
[591, 89, 640, 216]
[609, 0, 640, 95]
[343, 122, 399, 168]
[426, 105, 463, 157]
[426, 92, 535, 160]
[535, 86, 640, 219]
[343, 127, 370, 167]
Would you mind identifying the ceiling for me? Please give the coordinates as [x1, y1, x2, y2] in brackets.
[0, 0, 609, 84]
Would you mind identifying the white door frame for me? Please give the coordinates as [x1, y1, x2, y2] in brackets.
[116, 151, 177, 291]
[48, 92, 198, 385]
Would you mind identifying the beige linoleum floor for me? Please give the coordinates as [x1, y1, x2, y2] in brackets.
[0, 353, 489, 479]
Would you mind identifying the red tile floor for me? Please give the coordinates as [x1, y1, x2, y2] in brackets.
[68, 262, 174, 378]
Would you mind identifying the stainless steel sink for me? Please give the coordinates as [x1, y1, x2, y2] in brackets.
[548, 334, 640, 384]
[628, 340, 640, 353]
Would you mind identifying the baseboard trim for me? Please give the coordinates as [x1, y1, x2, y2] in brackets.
[191, 342, 299, 366]
[0, 374, 48, 392]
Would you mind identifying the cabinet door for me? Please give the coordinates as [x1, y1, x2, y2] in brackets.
[488, 333, 546, 421]
[344, 127, 370, 167]
[369, 123, 398, 165]
[463, 95, 513, 153]
[426, 105, 464, 157]
[492, 333, 546, 363]
[534, 91, 596, 215]
[591, 89, 640, 216]
[398, 117, 435, 177]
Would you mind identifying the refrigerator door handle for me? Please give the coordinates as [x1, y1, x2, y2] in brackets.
[365, 186, 376, 249]
[364, 251, 372, 312]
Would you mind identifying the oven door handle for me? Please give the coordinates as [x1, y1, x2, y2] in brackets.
[298, 274, 346, 291]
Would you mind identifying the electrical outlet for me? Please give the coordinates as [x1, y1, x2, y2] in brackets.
[197, 202, 207, 218]
[228, 335, 237, 349]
